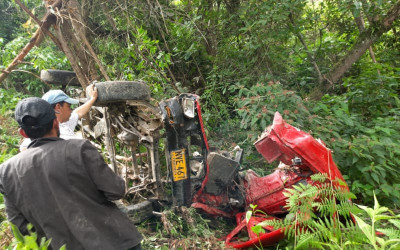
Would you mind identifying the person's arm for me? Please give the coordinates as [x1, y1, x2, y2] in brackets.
[74, 84, 98, 119]
[4, 196, 30, 235]
[0, 171, 29, 235]
[80, 141, 126, 200]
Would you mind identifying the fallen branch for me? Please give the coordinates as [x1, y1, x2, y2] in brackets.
[11, 69, 52, 88]
[0, 0, 63, 85]
[14, 0, 63, 50]
[0, 29, 43, 84]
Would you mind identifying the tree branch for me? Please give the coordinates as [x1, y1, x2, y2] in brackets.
[14, 0, 63, 50]
[324, 0, 400, 87]
[288, 12, 323, 84]
[0, 0, 63, 85]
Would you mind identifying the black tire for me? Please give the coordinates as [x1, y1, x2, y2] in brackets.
[40, 70, 81, 86]
[124, 200, 154, 224]
[92, 81, 151, 106]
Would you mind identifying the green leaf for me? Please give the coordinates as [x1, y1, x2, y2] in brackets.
[371, 172, 380, 184]
[352, 214, 376, 247]
[11, 223, 24, 243]
[260, 118, 267, 129]
[245, 210, 252, 224]
[375, 215, 394, 221]
[251, 225, 265, 235]
[251, 117, 259, 126]
[24, 235, 39, 249]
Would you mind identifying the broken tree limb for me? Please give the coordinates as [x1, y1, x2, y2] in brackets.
[10, 69, 53, 88]
[66, 0, 109, 82]
[324, 0, 400, 87]
[0, 28, 43, 84]
[55, 22, 91, 88]
[51, 0, 109, 87]
[353, 14, 381, 78]
[14, 0, 63, 50]
[0, 0, 63, 85]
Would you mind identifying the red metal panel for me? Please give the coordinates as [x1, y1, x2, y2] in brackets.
[254, 112, 346, 184]
[225, 215, 285, 249]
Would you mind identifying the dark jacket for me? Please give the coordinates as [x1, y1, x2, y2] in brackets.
[0, 137, 142, 250]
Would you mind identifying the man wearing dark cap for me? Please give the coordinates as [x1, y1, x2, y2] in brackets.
[0, 97, 143, 250]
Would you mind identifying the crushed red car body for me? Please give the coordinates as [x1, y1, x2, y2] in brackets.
[161, 95, 349, 249]
[224, 112, 349, 249]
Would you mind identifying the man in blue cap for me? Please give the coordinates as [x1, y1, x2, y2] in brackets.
[20, 84, 98, 150]
[1, 97, 143, 249]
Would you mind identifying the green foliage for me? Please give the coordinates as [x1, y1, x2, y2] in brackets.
[0, 88, 25, 163]
[141, 207, 225, 249]
[257, 174, 400, 249]
[308, 66, 400, 206]
[352, 193, 400, 250]
[0, 222, 66, 250]
[0, 194, 5, 221]
[235, 80, 310, 132]
[1, 1, 400, 247]
[343, 64, 400, 117]
[0, 0, 26, 42]
[6, 223, 53, 250]
[0, 36, 69, 94]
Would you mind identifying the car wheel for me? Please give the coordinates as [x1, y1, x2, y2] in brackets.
[40, 70, 81, 86]
[124, 200, 154, 224]
[92, 81, 151, 106]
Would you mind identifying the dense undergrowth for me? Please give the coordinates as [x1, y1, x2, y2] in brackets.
[1, 0, 400, 248]
[253, 173, 400, 249]
[232, 65, 400, 206]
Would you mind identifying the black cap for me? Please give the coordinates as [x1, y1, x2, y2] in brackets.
[15, 97, 56, 128]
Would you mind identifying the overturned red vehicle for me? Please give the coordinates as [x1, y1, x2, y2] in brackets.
[224, 112, 349, 249]
[39, 73, 349, 248]
[160, 95, 348, 249]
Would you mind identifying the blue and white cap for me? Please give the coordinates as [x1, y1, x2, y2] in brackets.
[42, 90, 79, 105]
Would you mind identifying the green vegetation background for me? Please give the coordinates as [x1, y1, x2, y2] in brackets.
[0, 0, 400, 248]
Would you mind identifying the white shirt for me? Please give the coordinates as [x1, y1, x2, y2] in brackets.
[20, 112, 82, 151]
[59, 112, 79, 140]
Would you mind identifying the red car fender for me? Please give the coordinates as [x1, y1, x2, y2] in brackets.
[225, 215, 285, 249]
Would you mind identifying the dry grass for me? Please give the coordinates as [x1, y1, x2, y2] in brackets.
[0, 221, 13, 249]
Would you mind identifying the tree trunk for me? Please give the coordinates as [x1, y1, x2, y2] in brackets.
[324, 1, 400, 89]
[54, 0, 110, 87]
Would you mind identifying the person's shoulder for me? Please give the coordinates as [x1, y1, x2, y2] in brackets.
[64, 139, 99, 158]
[0, 151, 25, 171]
[65, 138, 94, 148]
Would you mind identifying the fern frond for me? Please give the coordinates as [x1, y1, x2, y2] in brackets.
[310, 173, 328, 182]
[296, 232, 324, 249]
[301, 184, 319, 195]
[377, 228, 400, 239]
[343, 223, 370, 245]
[315, 198, 337, 217]
[390, 219, 400, 230]
[310, 218, 334, 241]
[335, 188, 357, 200]
[335, 201, 354, 218]
[334, 178, 348, 187]
[258, 218, 286, 229]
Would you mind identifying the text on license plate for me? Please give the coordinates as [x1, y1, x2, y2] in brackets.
[171, 149, 187, 182]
